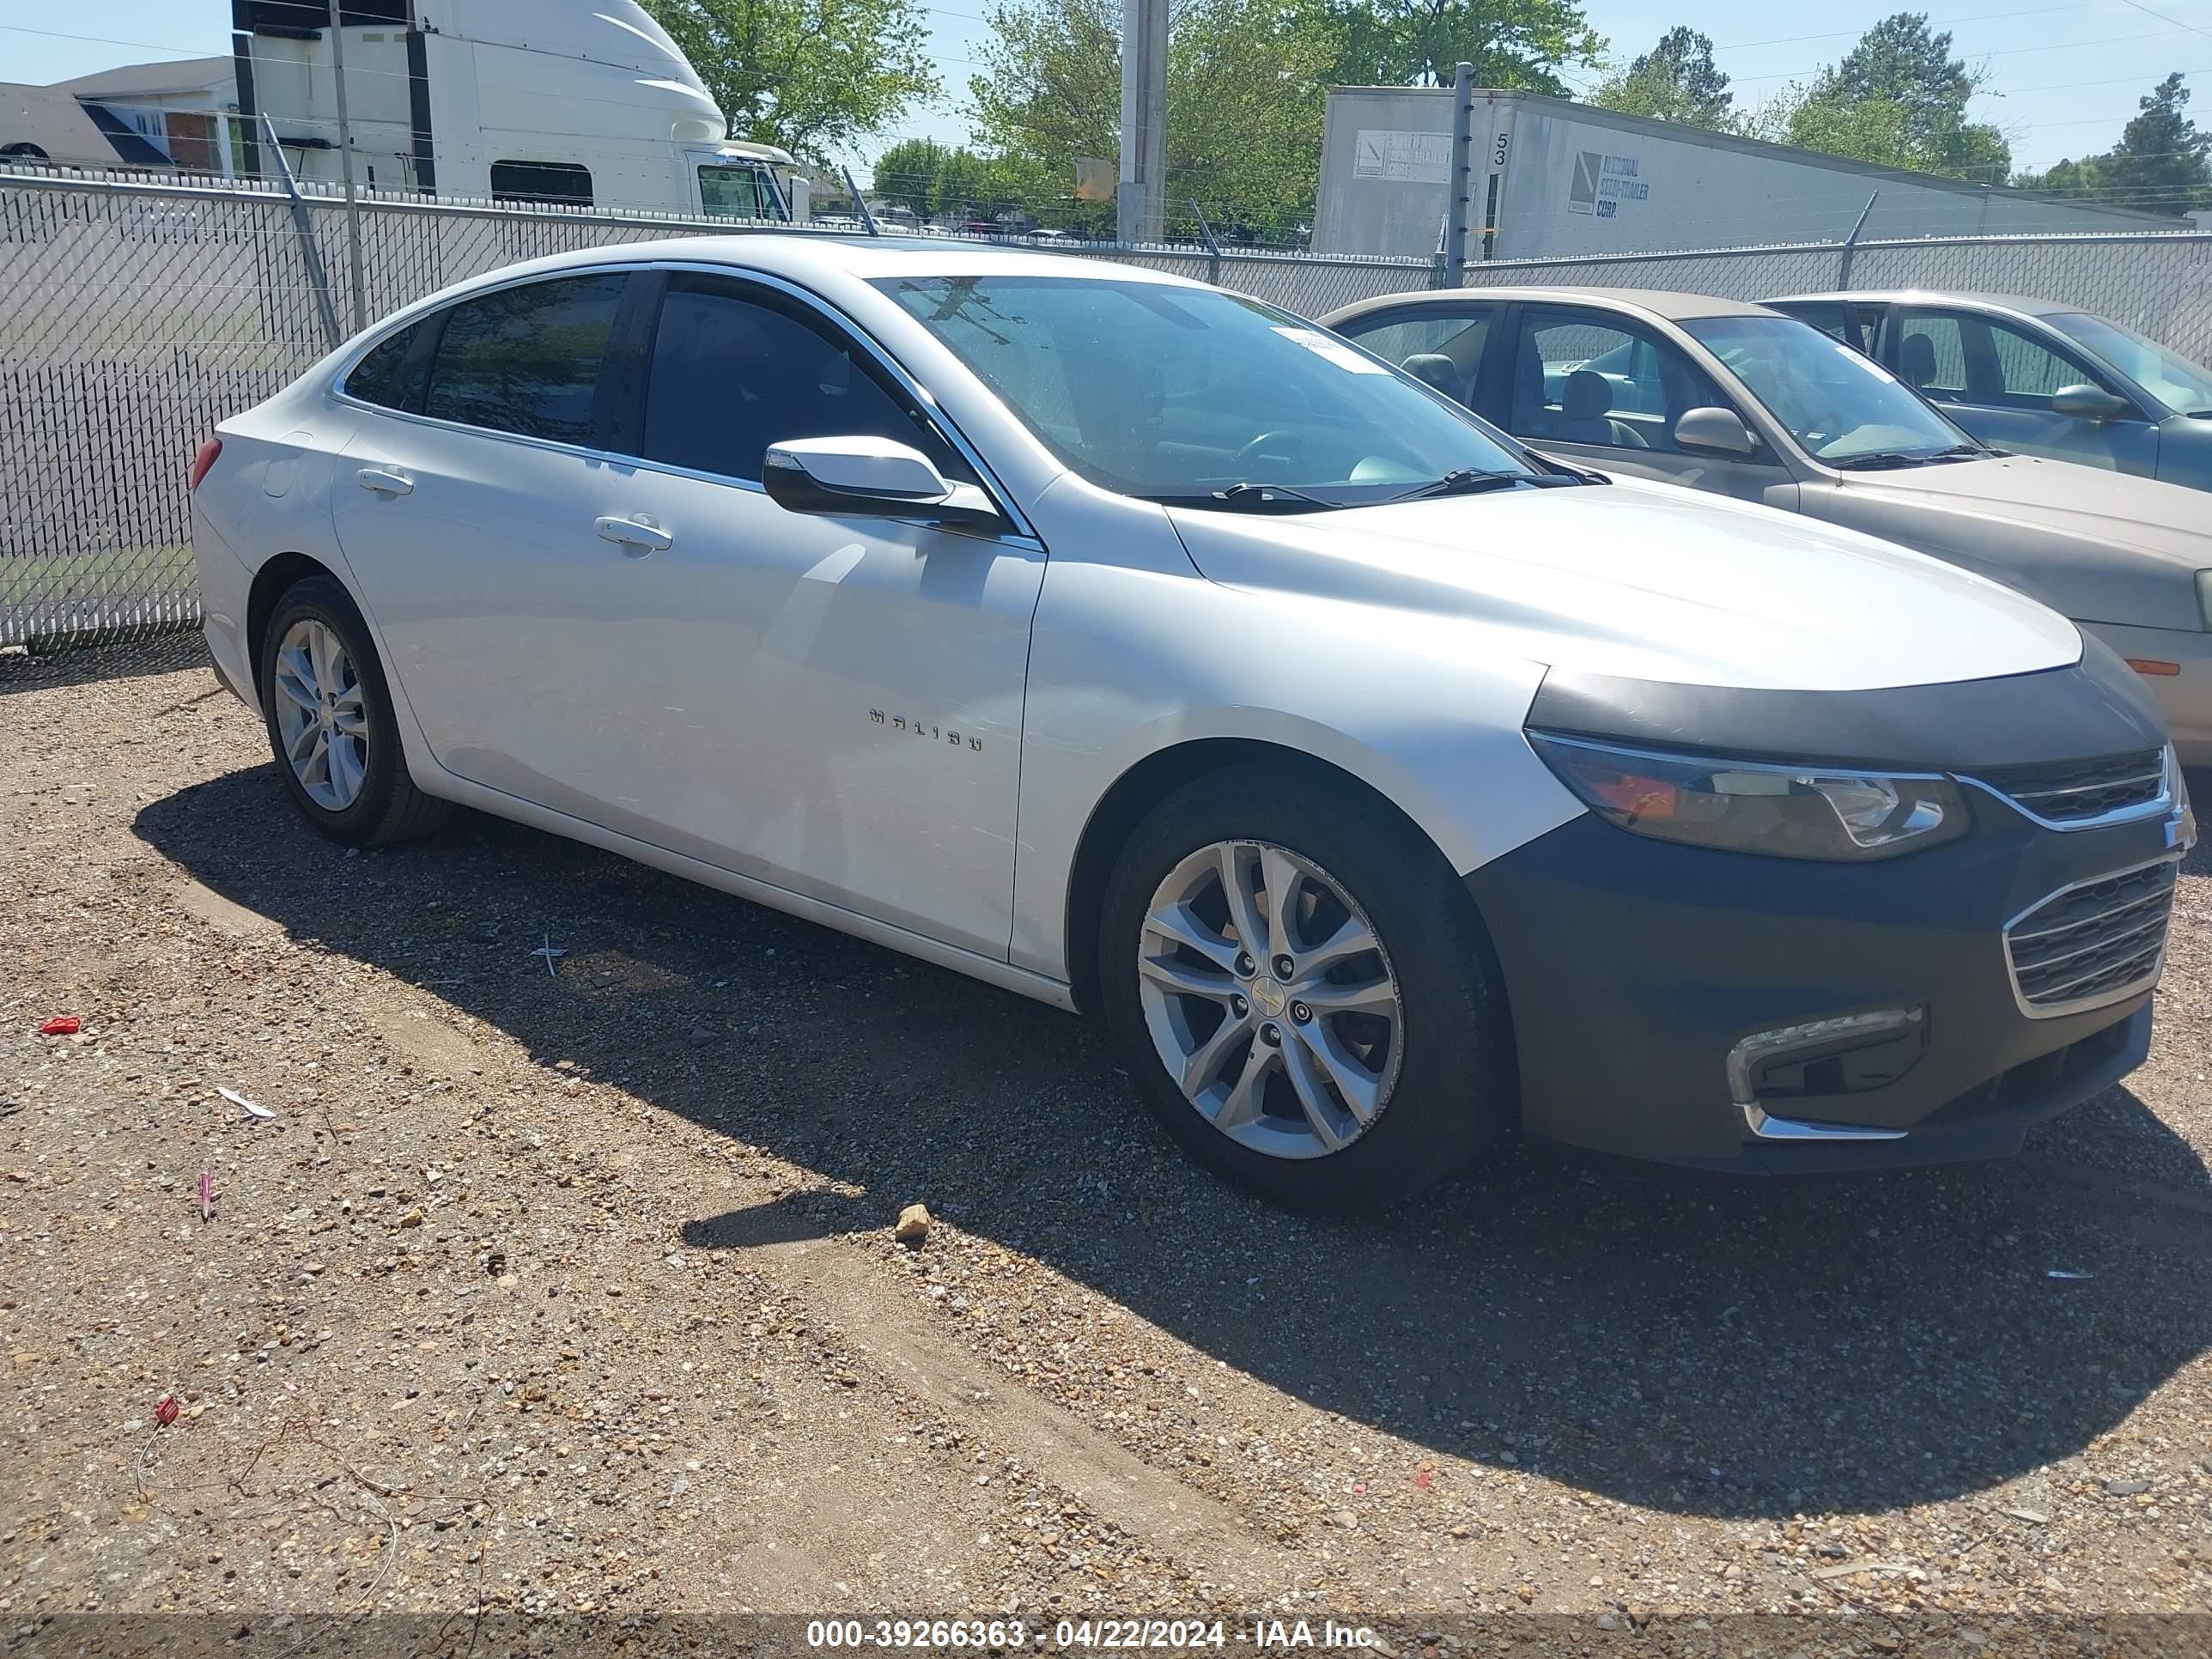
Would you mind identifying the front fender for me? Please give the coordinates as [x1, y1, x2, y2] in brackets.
[1007, 549, 1585, 981]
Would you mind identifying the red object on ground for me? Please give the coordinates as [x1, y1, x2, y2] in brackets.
[198, 1170, 215, 1223]
[154, 1393, 179, 1428]
[39, 1017, 80, 1036]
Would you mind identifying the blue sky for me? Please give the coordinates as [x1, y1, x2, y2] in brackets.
[8, 0, 2210, 177]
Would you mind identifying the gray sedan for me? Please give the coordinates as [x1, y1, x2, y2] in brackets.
[1321, 285, 2212, 764]
[1764, 290, 2212, 492]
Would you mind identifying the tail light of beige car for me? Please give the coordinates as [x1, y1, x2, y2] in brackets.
[189, 438, 223, 492]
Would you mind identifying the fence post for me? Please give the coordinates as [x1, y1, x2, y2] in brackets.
[1441, 62, 1474, 283]
[1837, 191, 1880, 289]
[327, 0, 370, 334]
[843, 165, 880, 235]
[1191, 200, 1222, 286]
[261, 112, 345, 351]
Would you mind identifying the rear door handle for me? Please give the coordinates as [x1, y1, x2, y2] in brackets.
[356, 466, 414, 496]
[596, 514, 674, 555]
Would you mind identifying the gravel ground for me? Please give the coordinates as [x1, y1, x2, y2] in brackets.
[1, 647, 2208, 1644]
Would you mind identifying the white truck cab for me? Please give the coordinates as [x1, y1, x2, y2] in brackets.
[232, 0, 797, 221]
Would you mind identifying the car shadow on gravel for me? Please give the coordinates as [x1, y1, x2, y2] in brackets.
[136, 765, 2212, 1522]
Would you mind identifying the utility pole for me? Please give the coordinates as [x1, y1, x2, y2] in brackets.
[328, 0, 369, 336]
[1117, 0, 1168, 246]
[1441, 62, 1474, 276]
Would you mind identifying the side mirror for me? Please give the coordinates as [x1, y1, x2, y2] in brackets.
[1673, 406, 1759, 457]
[762, 435, 1001, 529]
[2051, 383, 2133, 422]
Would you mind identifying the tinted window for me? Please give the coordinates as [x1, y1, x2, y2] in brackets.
[490, 161, 594, 208]
[638, 276, 971, 484]
[344, 322, 427, 412]
[1895, 313, 1970, 398]
[1334, 308, 1493, 404]
[876, 276, 1532, 503]
[1510, 312, 1725, 455]
[424, 273, 626, 442]
[2048, 312, 2212, 416]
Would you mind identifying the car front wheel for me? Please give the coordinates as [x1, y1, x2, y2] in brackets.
[1098, 763, 1514, 1210]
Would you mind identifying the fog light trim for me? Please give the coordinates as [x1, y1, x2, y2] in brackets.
[1729, 1008, 1923, 1140]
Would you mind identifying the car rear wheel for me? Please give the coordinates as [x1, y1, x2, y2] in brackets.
[258, 574, 452, 848]
[1098, 763, 1514, 1210]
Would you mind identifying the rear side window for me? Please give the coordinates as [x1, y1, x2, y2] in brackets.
[491, 161, 594, 208]
[424, 273, 628, 443]
[343, 322, 427, 412]
[636, 275, 973, 485]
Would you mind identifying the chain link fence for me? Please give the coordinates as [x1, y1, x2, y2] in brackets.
[6, 166, 2211, 668]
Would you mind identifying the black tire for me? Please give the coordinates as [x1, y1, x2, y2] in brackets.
[258, 574, 453, 848]
[1097, 762, 1514, 1211]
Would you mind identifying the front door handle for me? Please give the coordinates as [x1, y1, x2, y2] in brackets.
[356, 466, 414, 496]
[596, 514, 674, 555]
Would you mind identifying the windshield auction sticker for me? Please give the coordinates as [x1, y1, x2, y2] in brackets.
[1273, 325, 1391, 374]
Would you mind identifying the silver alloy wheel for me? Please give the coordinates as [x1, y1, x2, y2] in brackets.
[1137, 840, 1405, 1160]
[271, 618, 370, 812]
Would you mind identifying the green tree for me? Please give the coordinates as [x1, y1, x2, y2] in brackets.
[1779, 13, 2010, 177]
[1307, 0, 1604, 93]
[872, 137, 952, 216]
[1592, 27, 1731, 128]
[2089, 72, 2208, 215]
[641, 0, 940, 160]
[966, 0, 1336, 239]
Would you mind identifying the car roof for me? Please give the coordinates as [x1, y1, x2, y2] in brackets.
[445, 232, 1200, 290]
[1326, 286, 1783, 326]
[1766, 289, 2087, 319]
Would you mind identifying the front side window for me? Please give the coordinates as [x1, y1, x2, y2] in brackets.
[873, 276, 1532, 504]
[638, 275, 971, 485]
[1895, 313, 1970, 398]
[344, 322, 427, 412]
[2047, 311, 2212, 416]
[1509, 311, 1725, 454]
[490, 161, 594, 208]
[698, 166, 766, 220]
[423, 272, 628, 443]
[1334, 308, 1494, 404]
[1982, 315, 2112, 407]
[1686, 314, 1973, 464]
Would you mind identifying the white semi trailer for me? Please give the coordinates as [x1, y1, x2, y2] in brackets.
[1315, 88, 2183, 261]
[229, 0, 802, 220]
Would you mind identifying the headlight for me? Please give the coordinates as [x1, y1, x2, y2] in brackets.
[2197, 569, 2211, 631]
[1528, 732, 1970, 861]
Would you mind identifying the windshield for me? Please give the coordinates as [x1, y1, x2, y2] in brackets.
[1683, 313, 1975, 462]
[872, 276, 1536, 505]
[2046, 312, 2212, 416]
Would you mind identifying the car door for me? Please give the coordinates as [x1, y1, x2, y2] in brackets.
[1501, 306, 1794, 505]
[583, 268, 1047, 958]
[331, 268, 635, 805]
[1890, 306, 2161, 477]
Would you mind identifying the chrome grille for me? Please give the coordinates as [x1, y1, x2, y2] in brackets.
[2004, 858, 2179, 1018]
[1974, 750, 2167, 824]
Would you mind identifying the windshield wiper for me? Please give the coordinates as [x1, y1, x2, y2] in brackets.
[1378, 467, 1564, 504]
[1832, 443, 1990, 471]
[1172, 482, 1346, 513]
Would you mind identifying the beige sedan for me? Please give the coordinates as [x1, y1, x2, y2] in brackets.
[1323, 286, 2212, 767]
